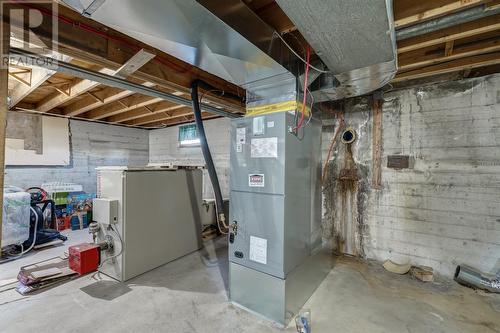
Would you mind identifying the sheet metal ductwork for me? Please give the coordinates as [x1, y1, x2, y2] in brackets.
[276, 0, 398, 101]
[63, 0, 396, 102]
[62, 0, 296, 105]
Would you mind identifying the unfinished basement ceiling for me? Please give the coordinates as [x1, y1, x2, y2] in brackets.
[6, 0, 500, 128]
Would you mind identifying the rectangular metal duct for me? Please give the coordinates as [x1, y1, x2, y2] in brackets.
[63, 0, 396, 104]
[62, 0, 296, 105]
[275, 0, 398, 100]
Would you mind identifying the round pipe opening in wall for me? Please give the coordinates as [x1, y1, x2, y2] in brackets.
[341, 128, 356, 144]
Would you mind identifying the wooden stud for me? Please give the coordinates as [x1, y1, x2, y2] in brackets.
[372, 96, 382, 189]
[0, 9, 10, 255]
[444, 40, 454, 57]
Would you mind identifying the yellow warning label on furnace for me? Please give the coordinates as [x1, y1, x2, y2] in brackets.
[246, 100, 311, 117]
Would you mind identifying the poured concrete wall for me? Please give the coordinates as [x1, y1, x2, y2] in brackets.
[149, 118, 231, 199]
[322, 73, 500, 277]
[5, 113, 149, 193]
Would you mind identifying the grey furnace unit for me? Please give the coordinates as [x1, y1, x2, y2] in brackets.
[229, 111, 332, 325]
[94, 167, 203, 282]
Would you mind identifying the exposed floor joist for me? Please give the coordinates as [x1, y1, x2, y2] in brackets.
[5, 0, 500, 128]
[395, 0, 491, 28]
[393, 51, 500, 82]
[85, 94, 163, 120]
[397, 14, 500, 53]
[36, 49, 155, 112]
[399, 38, 500, 71]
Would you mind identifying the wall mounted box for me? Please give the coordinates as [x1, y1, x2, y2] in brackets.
[92, 198, 119, 224]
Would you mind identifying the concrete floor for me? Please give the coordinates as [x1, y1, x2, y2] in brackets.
[0, 235, 499, 333]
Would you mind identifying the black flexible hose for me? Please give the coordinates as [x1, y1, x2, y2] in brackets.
[190, 80, 243, 226]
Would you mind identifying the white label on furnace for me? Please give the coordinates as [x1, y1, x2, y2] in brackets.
[249, 236, 267, 265]
[248, 174, 265, 187]
[236, 143, 242, 153]
[236, 127, 246, 144]
[251, 137, 278, 158]
[267, 121, 275, 128]
[253, 117, 265, 135]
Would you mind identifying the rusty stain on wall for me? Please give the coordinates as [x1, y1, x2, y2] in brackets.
[322, 98, 371, 257]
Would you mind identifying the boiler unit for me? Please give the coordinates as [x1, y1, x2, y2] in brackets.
[92, 166, 203, 281]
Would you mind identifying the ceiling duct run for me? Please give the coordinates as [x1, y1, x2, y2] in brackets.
[62, 0, 396, 104]
[276, 0, 398, 101]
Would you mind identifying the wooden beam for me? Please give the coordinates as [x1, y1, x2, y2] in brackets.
[143, 112, 219, 128]
[19, 2, 243, 110]
[36, 49, 155, 112]
[399, 38, 500, 71]
[444, 40, 454, 56]
[62, 81, 155, 117]
[106, 101, 185, 123]
[84, 94, 162, 120]
[393, 51, 500, 82]
[486, 0, 500, 10]
[9, 53, 72, 107]
[0, 9, 10, 255]
[372, 97, 382, 189]
[395, 0, 490, 28]
[397, 14, 500, 54]
[123, 107, 194, 126]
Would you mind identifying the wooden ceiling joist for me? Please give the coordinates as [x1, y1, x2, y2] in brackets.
[63, 82, 155, 117]
[393, 51, 500, 82]
[122, 106, 193, 126]
[23, 2, 243, 107]
[6, 1, 500, 128]
[395, 0, 491, 28]
[143, 112, 219, 129]
[398, 14, 500, 53]
[9, 55, 72, 107]
[84, 94, 162, 120]
[36, 49, 154, 112]
[106, 102, 185, 123]
[399, 38, 500, 71]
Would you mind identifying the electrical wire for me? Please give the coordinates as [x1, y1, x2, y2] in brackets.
[304, 87, 315, 127]
[98, 225, 123, 268]
[213, 193, 228, 235]
[273, 31, 330, 74]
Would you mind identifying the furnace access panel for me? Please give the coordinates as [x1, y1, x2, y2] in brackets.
[229, 111, 321, 279]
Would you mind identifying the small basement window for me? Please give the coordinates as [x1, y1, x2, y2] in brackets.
[178, 124, 200, 147]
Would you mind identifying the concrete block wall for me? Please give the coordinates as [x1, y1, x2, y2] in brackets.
[5, 113, 149, 193]
[149, 118, 231, 199]
[322, 73, 500, 277]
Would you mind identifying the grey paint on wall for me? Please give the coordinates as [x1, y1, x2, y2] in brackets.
[5, 114, 149, 193]
[6, 112, 43, 153]
[149, 118, 231, 199]
[322, 73, 500, 277]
